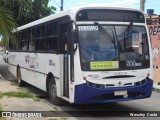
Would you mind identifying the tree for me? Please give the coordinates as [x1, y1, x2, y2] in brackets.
[13, 0, 56, 26]
[0, 0, 32, 47]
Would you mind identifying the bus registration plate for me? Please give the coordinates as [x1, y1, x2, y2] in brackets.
[114, 90, 127, 96]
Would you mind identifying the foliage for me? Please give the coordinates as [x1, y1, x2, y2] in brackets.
[0, 0, 56, 47]
[0, 0, 32, 47]
[0, 5, 17, 46]
[0, 91, 41, 102]
[13, 0, 56, 26]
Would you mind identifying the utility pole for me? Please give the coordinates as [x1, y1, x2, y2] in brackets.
[60, 0, 63, 11]
[140, 0, 145, 12]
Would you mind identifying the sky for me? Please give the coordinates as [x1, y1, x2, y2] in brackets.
[49, 0, 160, 15]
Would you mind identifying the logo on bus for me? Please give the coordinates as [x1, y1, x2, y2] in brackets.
[25, 54, 39, 69]
[49, 60, 55, 66]
[88, 74, 99, 79]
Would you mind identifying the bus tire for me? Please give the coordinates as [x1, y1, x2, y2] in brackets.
[17, 68, 25, 87]
[49, 78, 64, 106]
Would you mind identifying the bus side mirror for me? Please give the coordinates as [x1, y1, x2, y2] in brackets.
[68, 20, 78, 55]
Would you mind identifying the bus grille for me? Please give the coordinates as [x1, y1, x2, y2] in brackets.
[86, 78, 148, 88]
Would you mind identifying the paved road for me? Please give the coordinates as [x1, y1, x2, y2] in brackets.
[0, 55, 160, 120]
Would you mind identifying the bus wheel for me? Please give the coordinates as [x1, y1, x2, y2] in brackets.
[49, 78, 64, 106]
[17, 68, 25, 87]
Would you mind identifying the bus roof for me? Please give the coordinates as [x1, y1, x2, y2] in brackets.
[17, 6, 144, 31]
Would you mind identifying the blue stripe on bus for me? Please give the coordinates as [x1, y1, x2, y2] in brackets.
[74, 78, 153, 104]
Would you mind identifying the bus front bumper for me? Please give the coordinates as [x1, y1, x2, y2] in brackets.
[74, 79, 153, 104]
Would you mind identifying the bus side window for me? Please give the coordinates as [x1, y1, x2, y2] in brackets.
[36, 27, 41, 38]
[35, 39, 45, 51]
[33, 24, 46, 52]
[22, 41, 28, 51]
[46, 38, 53, 51]
[47, 24, 52, 36]
[29, 40, 35, 51]
[46, 21, 59, 53]
[21, 30, 29, 51]
[35, 39, 40, 51]
[15, 32, 21, 50]
[46, 38, 58, 52]
[30, 28, 36, 51]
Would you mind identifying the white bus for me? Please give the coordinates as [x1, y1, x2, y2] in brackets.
[9, 6, 153, 105]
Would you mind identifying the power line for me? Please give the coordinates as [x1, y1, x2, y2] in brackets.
[52, 0, 63, 11]
[53, 0, 60, 8]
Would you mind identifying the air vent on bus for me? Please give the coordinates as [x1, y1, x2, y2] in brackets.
[86, 81, 115, 88]
[134, 79, 147, 86]
[102, 75, 135, 79]
[86, 81, 106, 88]
[124, 83, 133, 86]
[86, 78, 148, 89]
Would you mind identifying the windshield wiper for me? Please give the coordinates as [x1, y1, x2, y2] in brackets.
[94, 22, 114, 43]
[94, 22, 117, 56]
[112, 31, 117, 56]
[136, 41, 144, 60]
[124, 34, 127, 51]
[127, 21, 133, 34]
[123, 21, 134, 52]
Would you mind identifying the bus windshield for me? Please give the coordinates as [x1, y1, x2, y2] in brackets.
[78, 25, 150, 71]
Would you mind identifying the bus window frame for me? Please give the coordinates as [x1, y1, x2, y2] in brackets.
[9, 16, 71, 55]
[77, 24, 150, 71]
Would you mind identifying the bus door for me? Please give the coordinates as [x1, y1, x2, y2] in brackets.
[60, 23, 70, 98]
[60, 19, 75, 99]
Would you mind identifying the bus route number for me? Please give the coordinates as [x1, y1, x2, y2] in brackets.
[126, 60, 136, 67]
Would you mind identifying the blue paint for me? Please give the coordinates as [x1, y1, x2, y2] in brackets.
[74, 78, 153, 104]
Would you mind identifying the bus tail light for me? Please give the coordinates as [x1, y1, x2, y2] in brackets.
[147, 73, 150, 77]
[83, 76, 86, 80]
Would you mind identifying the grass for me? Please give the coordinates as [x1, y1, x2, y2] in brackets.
[0, 91, 33, 98]
[0, 105, 2, 112]
[0, 105, 5, 120]
[51, 106, 58, 111]
[0, 91, 41, 102]
[0, 91, 40, 120]
[33, 97, 41, 102]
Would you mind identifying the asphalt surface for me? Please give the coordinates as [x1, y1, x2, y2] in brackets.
[0, 54, 160, 120]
